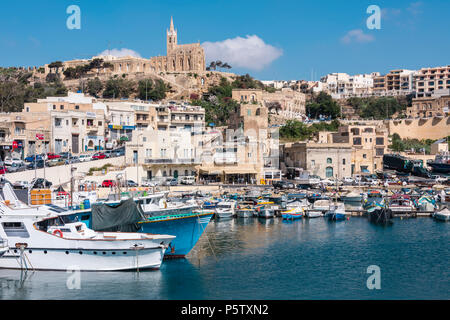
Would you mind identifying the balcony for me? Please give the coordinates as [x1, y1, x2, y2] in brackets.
[144, 158, 200, 165]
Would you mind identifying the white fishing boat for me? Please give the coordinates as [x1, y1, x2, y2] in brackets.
[388, 194, 415, 213]
[305, 211, 324, 218]
[306, 199, 331, 216]
[325, 203, 349, 221]
[255, 201, 276, 219]
[433, 207, 450, 221]
[236, 201, 255, 218]
[0, 184, 175, 271]
[286, 199, 309, 210]
[342, 191, 363, 204]
[215, 201, 237, 219]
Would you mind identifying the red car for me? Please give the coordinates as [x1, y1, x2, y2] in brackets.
[47, 153, 61, 160]
[92, 152, 106, 160]
[101, 180, 116, 188]
[0, 166, 7, 174]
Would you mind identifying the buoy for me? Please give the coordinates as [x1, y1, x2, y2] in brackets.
[52, 229, 63, 238]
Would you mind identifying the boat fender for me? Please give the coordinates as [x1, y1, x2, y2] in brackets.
[52, 229, 63, 238]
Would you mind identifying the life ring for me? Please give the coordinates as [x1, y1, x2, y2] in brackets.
[52, 229, 63, 238]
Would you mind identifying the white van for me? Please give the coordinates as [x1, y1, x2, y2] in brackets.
[180, 176, 196, 185]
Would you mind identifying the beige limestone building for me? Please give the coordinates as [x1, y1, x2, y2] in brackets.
[283, 142, 352, 179]
[23, 93, 106, 154]
[406, 90, 450, 118]
[0, 113, 51, 160]
[198, 104, 279, 184]
[231, 88, 306, 118]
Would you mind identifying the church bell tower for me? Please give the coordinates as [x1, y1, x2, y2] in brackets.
[167, 16, 177, 54]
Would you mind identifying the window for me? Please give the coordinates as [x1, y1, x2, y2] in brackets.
[353, 137, 362, 145]
[327, 158, 332, 164]
[342, 159, 346, 165]
[247, 109, 251, 116]
[98, 121, 102, 126]
[146, 149, 152, 158]
[2, 222, 29, 238]
[311, 160, 315, 167]
[60, 105, 64, 110]
[376, 137, 384, 145]
[75, 105, 79, 110]
[363, 154, 367, 159]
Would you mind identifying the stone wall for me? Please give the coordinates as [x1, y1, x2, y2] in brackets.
[388, 117, 450, 140]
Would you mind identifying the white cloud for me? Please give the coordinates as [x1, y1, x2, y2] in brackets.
[407, 1, 423, 16]
[97, 48, 142, 58]
[341, 29, 375, 44]
[202, 35, 283, 71]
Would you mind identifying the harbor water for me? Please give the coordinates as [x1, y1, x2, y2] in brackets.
[0, 216, 448, 300]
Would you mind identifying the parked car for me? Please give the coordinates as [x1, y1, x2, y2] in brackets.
[342, 177, 354, 185]
[4, 157, 24, 167]
[58, 152, 72, 160]
[125, 180, 138, 187]
[0, 166, 7, 174]
[113, 147, 125, 157]
[432, 175, 448, 183]
[47, 158, 66, 167]
[25, 154, 44, 162]
[104, 150, 113, 158]
[273, 180, 295, 189]
[92, 152, 106, 160]
[47, 153, 61, 160]
[67, 156, 80, 164]
[7, 162, 27, 172]
[141, 180, 158, 187]
[169, 178, 178, 186]
[180, 176, 196, 185]
[101, 180, 116, 188]
[79, 154, 93, 162]
[26, 159, 46, 169]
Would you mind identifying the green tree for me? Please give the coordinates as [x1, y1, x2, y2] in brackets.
[306, 92, 341, 119]
[102, 78, 135, 99]
[86, 77, 103, 97]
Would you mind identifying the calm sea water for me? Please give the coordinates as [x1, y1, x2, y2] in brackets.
[0, 215, 448, 300]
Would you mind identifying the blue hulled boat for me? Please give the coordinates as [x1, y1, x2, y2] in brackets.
[66, 200, 214, 258]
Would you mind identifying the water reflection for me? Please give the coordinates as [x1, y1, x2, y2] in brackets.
[0, 268, 165, 300]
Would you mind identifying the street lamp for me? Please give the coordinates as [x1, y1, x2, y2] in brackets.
[136, 133, 143, 186]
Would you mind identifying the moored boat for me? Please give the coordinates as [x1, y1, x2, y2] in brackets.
[255, 201, 276, 218]
[281, 207, 303, 220]
[235, 201, 255, 218]
[368, 207, 393, 224]
[388, 194, 415, 213]
[215, 201, 237, 219]
[325, 203, 349, 221]
[433, 207, 450, 221]
[0, 189, 175, 271]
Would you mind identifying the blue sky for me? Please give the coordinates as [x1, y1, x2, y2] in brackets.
[0, 0, 449, 80]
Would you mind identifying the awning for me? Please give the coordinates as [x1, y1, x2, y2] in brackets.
[223, 169, 257, 175]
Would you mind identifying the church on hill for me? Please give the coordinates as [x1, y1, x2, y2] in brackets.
[42, 17, 206, 76]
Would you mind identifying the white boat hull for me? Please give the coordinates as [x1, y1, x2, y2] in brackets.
[306, 211, 323, 218]
[0, 245, 167, 271]
[433, 212, 450, 221]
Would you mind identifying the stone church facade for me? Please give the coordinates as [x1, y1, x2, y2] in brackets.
[43, 17, 205, 76]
